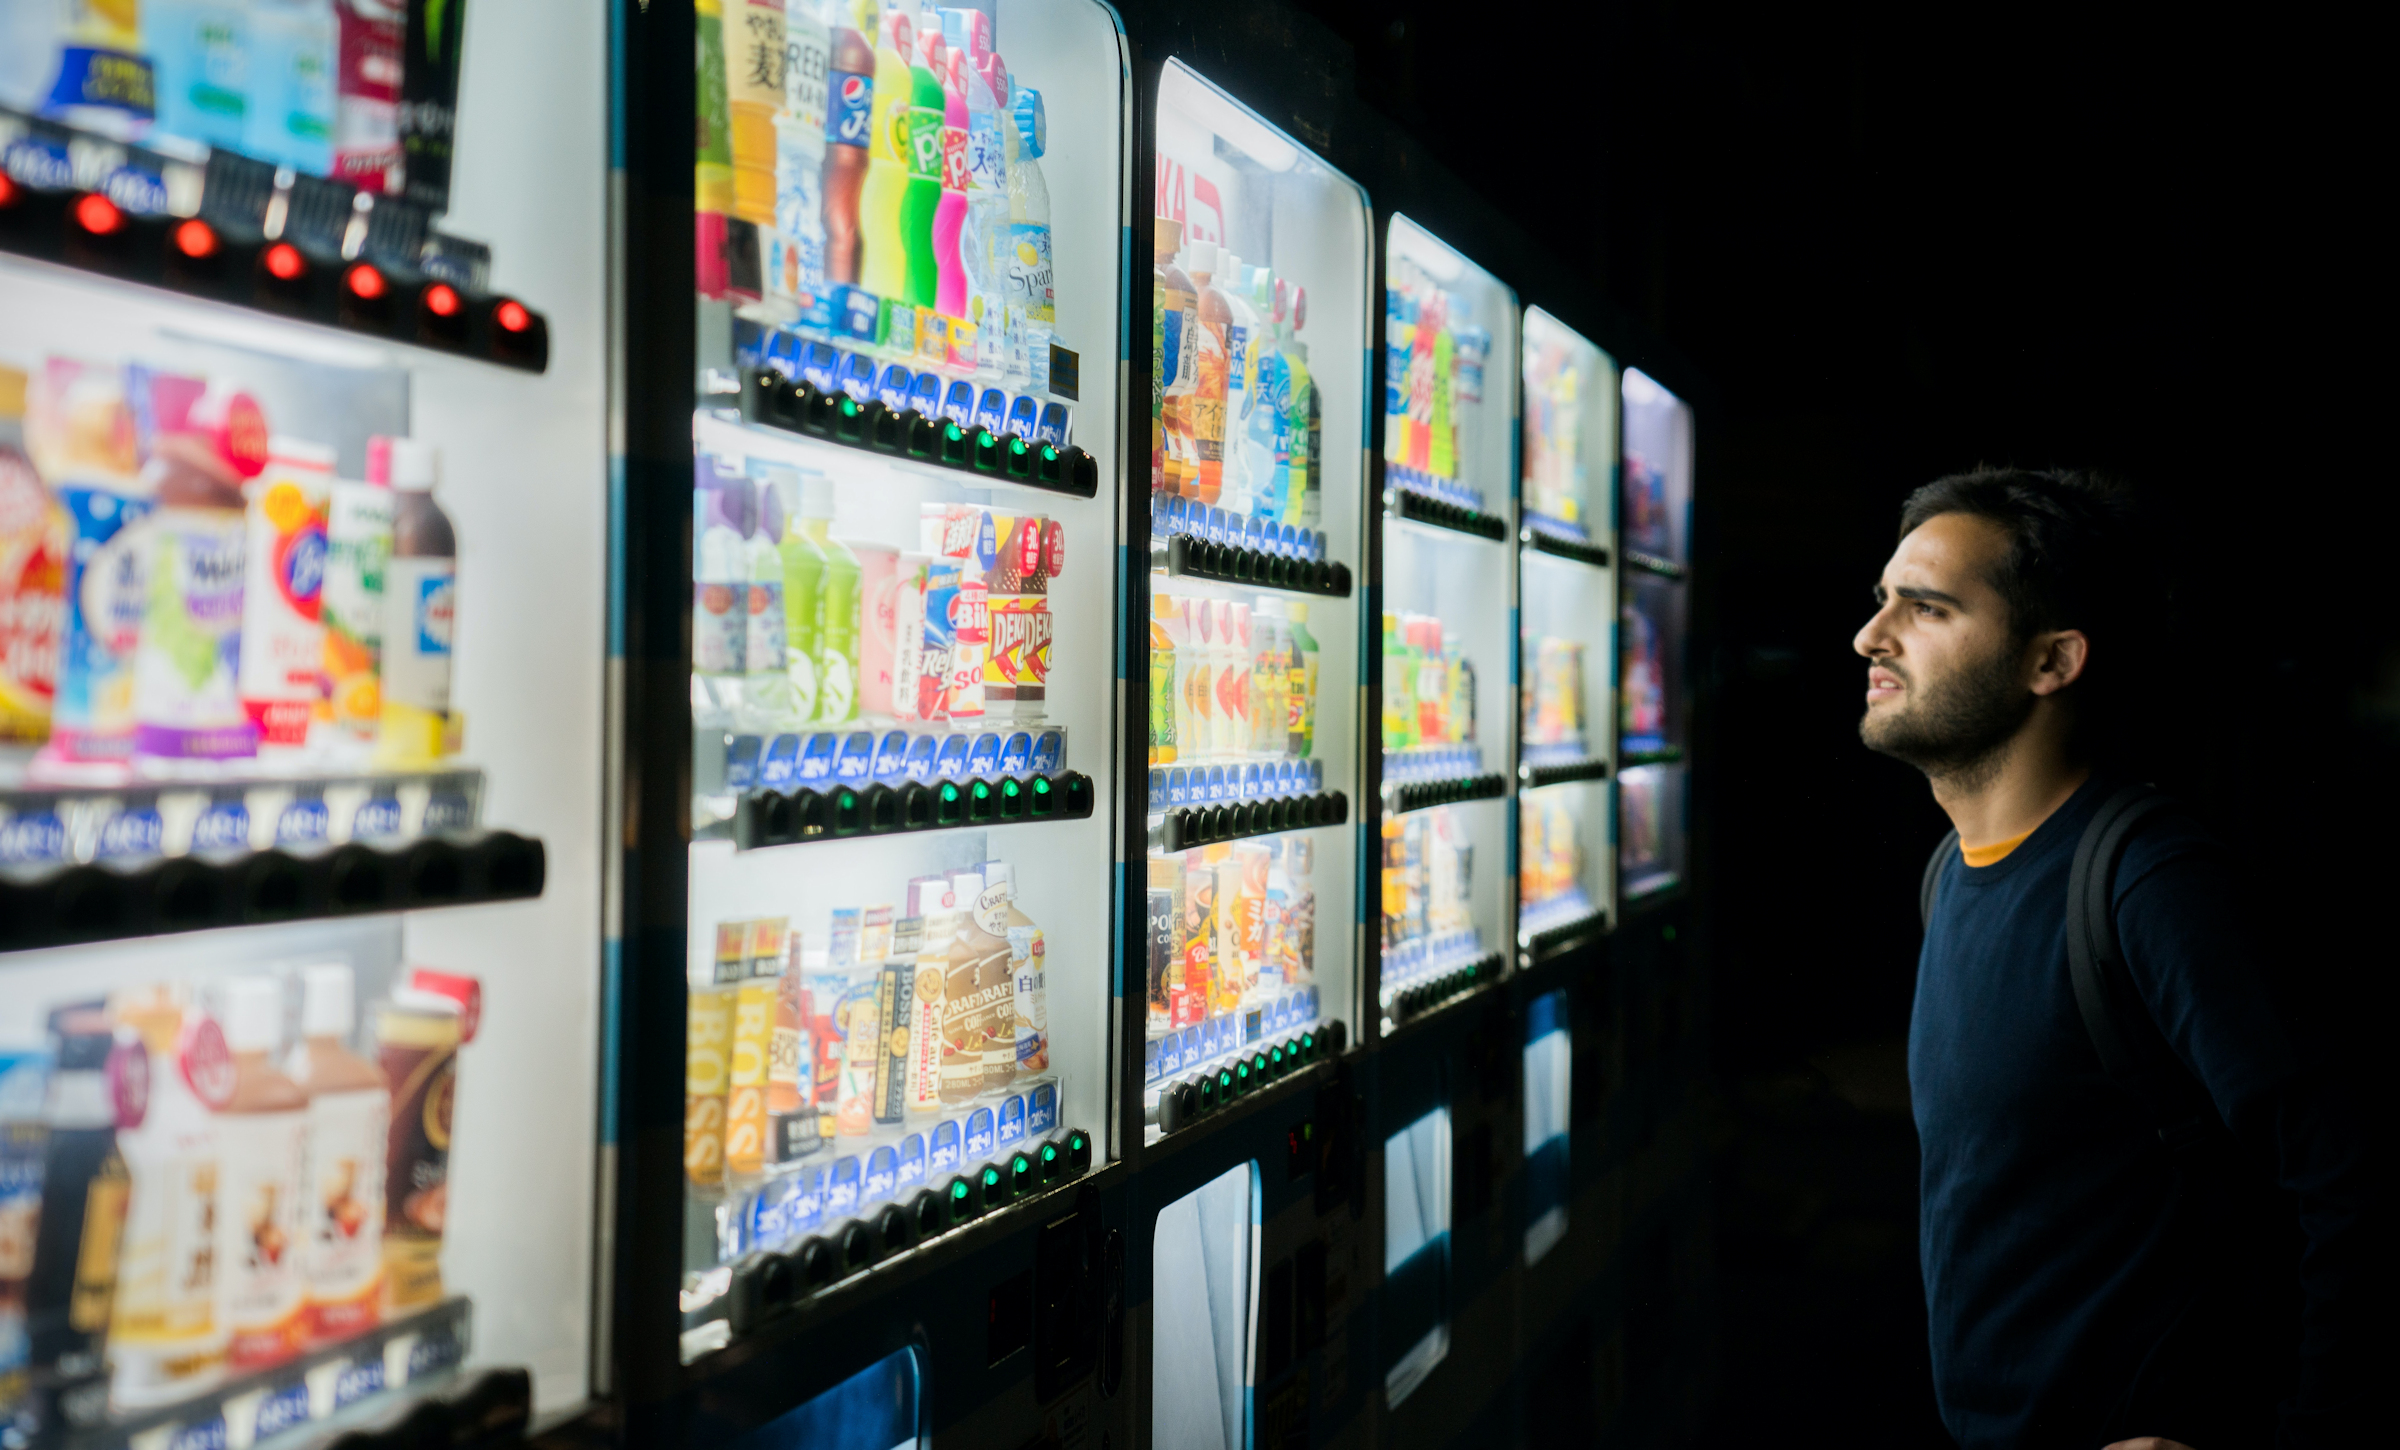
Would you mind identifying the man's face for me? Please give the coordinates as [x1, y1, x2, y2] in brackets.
[1852, 512, 2035, 772]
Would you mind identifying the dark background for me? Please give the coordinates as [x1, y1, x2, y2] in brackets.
[1297, 2, 2386, 1441]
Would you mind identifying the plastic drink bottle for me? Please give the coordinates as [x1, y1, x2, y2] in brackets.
[322, 440, 396, 743]
[772, 0, 832, 309]
[245, 0, 336, 176]
[374, 442, 456, 766]
[134, 433, 256, 765]
[1285, 599, 1317, 756]
[1284, 285, 1315, 527]
[1240, 268, 1292, 522]
[147, 0, 251, 152]
[931, 44, 971, 319]
[1148, 594, 1177, 766]
[821, 0, 874, 286]
[1003, 79, 1054, 389]
[696, 0, 737, 294]
[107, 988, 226, 1407]
[856, 4, 915, 303]
[287, 964, 387, 1346]
[1150, 232, 1168, 491]
[901, 21, 947, 311]
[1217, 252, 1260, 513]
[944, 11, 1007, 376]
[798, 485, 860, 723]
[741, 479, 798, 727]
[1156, 220, 1197, 496]
[725, 0, 788, 226]
[331, 0, 404, 191]
[771, 469, 825, 720]
[214, 977, 310, 1372]
[1189, 242, 1231, 505]
[693, 465, 749, 731]
[237, 437, 332, 752]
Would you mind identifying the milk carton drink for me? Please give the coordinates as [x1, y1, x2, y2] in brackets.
[322, 439, 399, 743]
[374, 441, 456, 767]
[238, 438, 333, 753]
[286, 965, 386, 1344]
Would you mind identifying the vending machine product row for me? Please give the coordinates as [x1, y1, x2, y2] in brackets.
[2, 6, 608, 1447]
[1616, 367, 1694, 905]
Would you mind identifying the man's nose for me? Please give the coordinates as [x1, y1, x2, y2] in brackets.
[1854, 604, 1894, 659]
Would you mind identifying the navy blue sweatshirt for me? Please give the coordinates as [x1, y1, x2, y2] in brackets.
[1910, 775, 2365, 1448]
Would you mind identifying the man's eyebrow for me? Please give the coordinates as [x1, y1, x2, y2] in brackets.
[1893, 584, 1966, 608]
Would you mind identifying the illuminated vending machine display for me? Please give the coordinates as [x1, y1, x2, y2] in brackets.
[1616, 368, 1691, 902]
[1516, 309, 1619, 959]
[0, 7, 605, 1446]
[678, 0, 1122, 1364]
[1140, 60, 1364, 1142]
[1372, 217, 1516, 1037]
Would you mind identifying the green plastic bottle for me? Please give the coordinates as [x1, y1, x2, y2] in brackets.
[796, 477, 860, 723]
[771, 468, 825, 722]
[1287, 601, 1319, 758]
[901, 29, 946, 309]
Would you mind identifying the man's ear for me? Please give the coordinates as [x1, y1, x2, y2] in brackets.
[2029, 629, 2089, 696]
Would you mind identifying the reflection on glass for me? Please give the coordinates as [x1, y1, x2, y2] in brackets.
[1520, 309, 1615, 541]
[1383, 1107, 1451, 1405]
[1152, 1161, 1258, 1450]
[1619, 762, 1686, 899]
[1523, 990, 1571, 1265]
[1620, 367, 1693, 567]
[731, 1343, 923, 1450]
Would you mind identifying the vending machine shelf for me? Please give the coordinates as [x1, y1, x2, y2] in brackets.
[0, 828, 546, 952]
[1623, 548, 1687, 580]
[728, 772, 1096, 850]
[1521, 529, 1612, 570]
[1380, 950, 1505, 1032]
[53, 1297, 513, 1450]
[0, 116, 549, 374]
[1386, 487, 1510, 542]
[1163, 534, 1353, 597]
[1516, 906, 1610, 965]
[712, 1128, 1094, 1349]
[0, 764, 487, 862]
[1151, 794, 1349, 852]
[1381, 773, 1508, 815]
[734, 371, 1100, 500]
[1519, 756, 1610, 789]
[1149, 1023, 1342, 1138]
[1619, 745, 1687, 767]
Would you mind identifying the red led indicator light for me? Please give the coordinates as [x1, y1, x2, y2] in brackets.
[0, 173, 20, 210]
[494, 299, 531, 333]
[423, 282, 462, 318]
[172, 219, 217, 259]
[345, 262, 386, 300]
[73, 193, 123, 236]
[263, 243, 305, 281]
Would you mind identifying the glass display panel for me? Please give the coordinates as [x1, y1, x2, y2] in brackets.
[1141, 60, 1367, 1136]
[1620, 571, 1685, 759]
[730, 1343, 923, 1450]
[1150, 1161, 1257, 1450]
[1619, 367, 1692, 570]
[1382, 1106, 1450, 1406]
[682, 0, 1124, 1352]
[1522, 989, 1570, 1265]
[1375, 217, 1515, 1029]
[1516, 309, 1616, 939]
[1617, 762, 1686, 901]
[0, 4, 608, 1438]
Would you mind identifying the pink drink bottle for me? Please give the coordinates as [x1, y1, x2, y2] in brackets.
[932, 45, 971, 319]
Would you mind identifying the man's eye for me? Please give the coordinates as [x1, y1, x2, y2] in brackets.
[1914, 602, 1941, 618]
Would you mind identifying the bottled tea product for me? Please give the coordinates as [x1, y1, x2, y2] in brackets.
[213, 977, 310, 1372]
[374, 440, 456, 766]
[13, 1009, 132, 1442]
[107, 986, 226, 1406]
[322, 437, 400, 741]
[287, 965, 387, 1343]
[374, 990, 459, 1313]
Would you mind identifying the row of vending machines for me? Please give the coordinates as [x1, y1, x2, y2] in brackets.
[0, 3, 1699, 1448]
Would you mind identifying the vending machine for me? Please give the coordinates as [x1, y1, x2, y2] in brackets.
[1132, 48, 1376, 1450]
[1516, 308, 1618, 960]
[1358, 215, 1520, 1448]
[650, 1, 1134, 1444]
[1, 5, 608, 1448]
[1615, 368, 1691, 906]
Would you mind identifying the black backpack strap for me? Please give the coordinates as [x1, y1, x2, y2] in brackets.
[1920, 828, 1960, 930]
[2065, 783, 2219, 1155]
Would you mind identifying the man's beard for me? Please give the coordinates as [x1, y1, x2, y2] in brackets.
[1859, 639, 2033, 788]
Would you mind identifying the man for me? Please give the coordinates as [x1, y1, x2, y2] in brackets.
[1852, 468, 2364, 1448]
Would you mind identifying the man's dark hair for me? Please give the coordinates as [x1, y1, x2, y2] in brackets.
[1898, 467, 2156, 754]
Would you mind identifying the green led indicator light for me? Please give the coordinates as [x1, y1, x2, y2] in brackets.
[1010, 436, 1028, 454]
[982, 1167, 1001, 1189]
[1069, 1131, 1088, 1151]
[940, 783, 959, 802]
[1041, 445, 1059, 462]
[972, 781, 991, 800]
[840, 398, 858, 416]
[1033, 776, 1050, 794]
[1013, 1153, 1033, 1175]
[946, 423, 963, 441]
[1041, 1143, 1059, 1163]
[1002, 779, 1021, 797]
